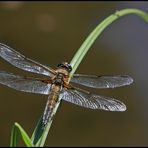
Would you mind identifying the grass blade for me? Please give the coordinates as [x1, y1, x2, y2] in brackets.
[10, 123, 19, 147]
[70, 8, 148, 75]
[10, 122, 34, 147]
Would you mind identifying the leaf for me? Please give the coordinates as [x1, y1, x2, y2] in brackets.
[10, 123, 19, 147]
[10, 122, 34, 147]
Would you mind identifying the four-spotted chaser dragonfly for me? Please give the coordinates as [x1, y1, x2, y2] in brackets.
[0, 43, 133, 127]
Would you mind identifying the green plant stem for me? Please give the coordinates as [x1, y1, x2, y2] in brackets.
[70, 8, 148, 75]
[31, 8, 148, 147]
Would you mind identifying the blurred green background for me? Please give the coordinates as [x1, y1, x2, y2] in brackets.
[0, 1, 148, 146]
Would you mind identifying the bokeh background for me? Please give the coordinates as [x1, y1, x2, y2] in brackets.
[0, 1, 148, 146]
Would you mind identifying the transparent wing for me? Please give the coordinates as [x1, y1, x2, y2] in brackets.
[71, 74, 133, 88]
[0, 71, 51, 95]
[0, 43, 56, 77]
[60, 87, 126, 111]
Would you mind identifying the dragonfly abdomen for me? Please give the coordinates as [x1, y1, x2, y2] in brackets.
[42, 85, 61, 127]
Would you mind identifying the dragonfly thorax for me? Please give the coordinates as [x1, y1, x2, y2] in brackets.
[53, 73, 64, 86]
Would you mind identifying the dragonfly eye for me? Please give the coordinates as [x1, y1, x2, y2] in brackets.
[57, 62, 72, 72]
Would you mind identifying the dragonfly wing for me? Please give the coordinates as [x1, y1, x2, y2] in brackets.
[60, 87, 126, 111]
[0, 43, 56, 77]
[71, 74, 133, 88]
[0, 71, 51, 95]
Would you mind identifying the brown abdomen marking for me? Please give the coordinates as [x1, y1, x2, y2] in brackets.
[42, 85, 61, 127]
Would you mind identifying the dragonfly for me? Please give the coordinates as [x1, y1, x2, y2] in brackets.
[0, 43, 133, 127]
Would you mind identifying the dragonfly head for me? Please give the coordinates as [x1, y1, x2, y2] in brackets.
[57, 62, 72, 72]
